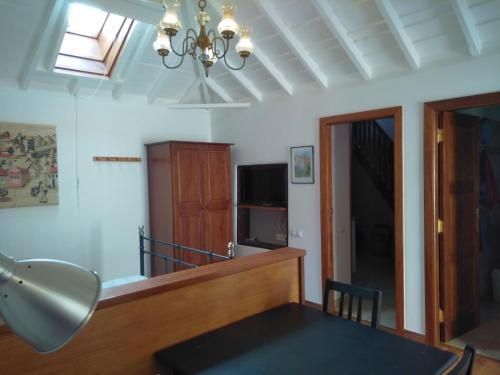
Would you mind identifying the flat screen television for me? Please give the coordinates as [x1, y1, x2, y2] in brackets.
[238, 164, 288, 206]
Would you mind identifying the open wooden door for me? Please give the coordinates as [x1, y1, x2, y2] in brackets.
[439, 112, 481, 342]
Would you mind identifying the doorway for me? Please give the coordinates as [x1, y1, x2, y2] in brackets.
[424, 92, 500, 360]
[320, 107, 404, 335]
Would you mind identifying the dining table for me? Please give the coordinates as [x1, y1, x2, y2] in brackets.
[155, 303, 457, 374]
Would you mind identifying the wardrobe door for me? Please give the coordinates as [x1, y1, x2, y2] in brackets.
[171, 143, 205, 267]
[202, 144, 233, 259]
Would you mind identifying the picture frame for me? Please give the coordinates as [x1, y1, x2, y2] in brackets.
[291, 145, 314, 184]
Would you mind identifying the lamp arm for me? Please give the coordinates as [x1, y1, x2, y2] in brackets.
[0, 252, 16, 286]
[223, 54, 246, 71]
[210, 32, 229, 59]
[162, 54, 186, 70]
[169, 29, 198, 57]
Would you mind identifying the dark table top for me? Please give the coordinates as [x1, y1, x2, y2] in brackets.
[155, 303, 457, 375]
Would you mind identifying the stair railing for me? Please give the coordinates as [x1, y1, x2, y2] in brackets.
[352, 121, 394, 208]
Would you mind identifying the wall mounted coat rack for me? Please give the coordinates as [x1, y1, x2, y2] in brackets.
[93, 157, 142, 162]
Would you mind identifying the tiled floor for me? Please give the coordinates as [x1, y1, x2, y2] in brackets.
[447, 299, 500, 361]
[351, 251, 396, 329]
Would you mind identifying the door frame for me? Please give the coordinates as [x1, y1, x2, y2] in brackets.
[319, 106, 404, 335]
[424, 91, 500, 345]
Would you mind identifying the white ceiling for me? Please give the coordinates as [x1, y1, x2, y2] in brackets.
[0, 0, 499, 107]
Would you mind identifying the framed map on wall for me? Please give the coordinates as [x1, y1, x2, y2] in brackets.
[0, 122, 59, 209]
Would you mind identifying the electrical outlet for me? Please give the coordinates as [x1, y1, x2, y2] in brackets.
[276, 233, 287, 242]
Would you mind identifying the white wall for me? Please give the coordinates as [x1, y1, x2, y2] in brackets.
[0, 87, 210, 282]
[211, 51, 500, 334]
[332, 124, 351, 284]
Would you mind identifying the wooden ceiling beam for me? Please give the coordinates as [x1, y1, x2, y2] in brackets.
[44, 0, 70, 71]
[179, 78, 204, 103]
[112, 24, 155, 100]
[254, 0, 328, 88]
[375, 0, 420, 70]
[183, 1, 211, 104]
[205, 78, 234, 103]
[184, 0, 262, 102]
[76, 0, 160, 25]
[223, 69, 263, 102]
[452, 0, 482, 56]
[312, 0, 372, 80]
[198, 75, 211, 103]
[67, 78, 81, 97]
[18, 0, 68, 90]
[147, 69, 171, 104]
[166, 103, 251, 109]
[208, 2, 293, 96]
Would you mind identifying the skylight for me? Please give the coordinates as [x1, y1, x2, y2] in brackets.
[54, 3, 135, 78]
[66, 3, 108, 38]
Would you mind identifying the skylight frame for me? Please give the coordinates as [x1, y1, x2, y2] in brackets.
[66, 3, 109, 39]
[54, 3, 135, 79]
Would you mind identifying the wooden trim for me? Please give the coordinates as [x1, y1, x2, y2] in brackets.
[98, 247, 305, 309]
[403, 329, 426, 344]
[304, 300, 323, 311]
[424, 92, 500, 112]
[319, 107, 405, 336]
[58, 52, 104, 63]
[299, 257, 305, 304]
[145, 140, 235, 147]
[423, 91, 500, 346]
[102, 18, 127, 62]
[97, 13, 111, 40]
[393, 107, 404, 333]
[106, 18, 134, 78]
[320, 118, 333, 292]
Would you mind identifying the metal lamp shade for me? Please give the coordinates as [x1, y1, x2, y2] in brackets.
[0, 253, 101, 354]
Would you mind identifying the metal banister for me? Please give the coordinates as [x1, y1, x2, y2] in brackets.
[139, 226, 236, 276]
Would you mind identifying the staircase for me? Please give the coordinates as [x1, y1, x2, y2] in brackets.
[352, 120, 394, 209]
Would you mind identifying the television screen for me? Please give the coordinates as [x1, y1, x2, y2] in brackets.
[238, 164, 288, 206]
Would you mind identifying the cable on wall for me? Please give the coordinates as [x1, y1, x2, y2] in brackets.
[71, 28, 122, 212]
[74, 94, 80, 213]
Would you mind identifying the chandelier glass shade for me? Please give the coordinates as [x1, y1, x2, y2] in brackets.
[153, 0, 254, 77]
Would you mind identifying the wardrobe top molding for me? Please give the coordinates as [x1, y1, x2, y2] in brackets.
[145, 141, 234, 147]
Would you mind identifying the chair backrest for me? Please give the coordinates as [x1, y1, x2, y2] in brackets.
[323, 279, 382, 328]
[448, 345, 476, 375]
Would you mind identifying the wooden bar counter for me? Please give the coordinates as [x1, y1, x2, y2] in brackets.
[0, 248, 305, 375]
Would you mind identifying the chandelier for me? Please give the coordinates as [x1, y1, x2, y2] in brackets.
[153, 0, 254, 78]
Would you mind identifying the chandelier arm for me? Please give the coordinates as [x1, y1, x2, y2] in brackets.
[162, 54, 186, 70]
[168, 28, 198, 57]
[168, 34, 188, 57]
[223, 54, 246, 71]
[186, 28, 200, 57]
[212, 35, 230, 59]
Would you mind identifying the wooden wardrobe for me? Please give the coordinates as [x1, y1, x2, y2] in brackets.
[146, 141, 233, 276]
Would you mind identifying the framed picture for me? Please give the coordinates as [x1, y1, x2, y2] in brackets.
[291, 146, 314, 184]
[0, 122, 59, 209]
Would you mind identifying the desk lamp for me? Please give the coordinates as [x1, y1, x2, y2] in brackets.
[0, 252, 101, 353]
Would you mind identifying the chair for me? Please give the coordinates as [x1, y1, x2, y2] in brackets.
[323, 279, 382, 328]
[448, 345, 476, 375]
